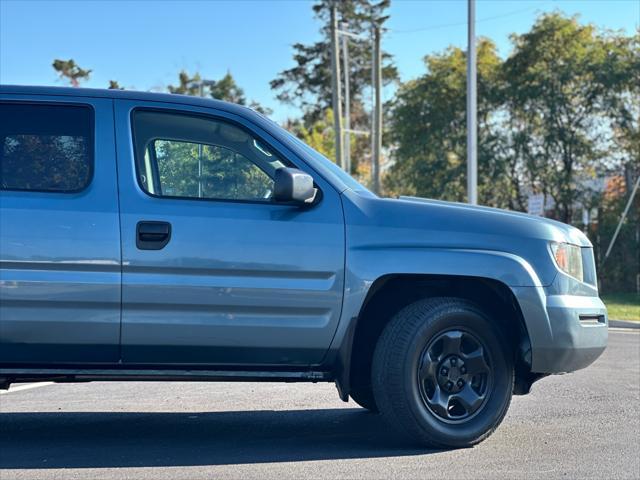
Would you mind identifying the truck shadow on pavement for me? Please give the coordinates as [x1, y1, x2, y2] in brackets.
[0, 408, 439, 469]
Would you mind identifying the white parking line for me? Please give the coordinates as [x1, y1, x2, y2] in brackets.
[608, 327, 640, 333]
[0, 382, 54, 395]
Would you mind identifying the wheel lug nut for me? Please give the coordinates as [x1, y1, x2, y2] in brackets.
[446, 381, 454, 390]
[460, 366, 466, 374]
[441, 367, 448, 375]
[450, 358, 457, 366]
[457, 379, 464, 387]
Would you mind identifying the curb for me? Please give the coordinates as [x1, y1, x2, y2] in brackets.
[609, 319, 640, 329]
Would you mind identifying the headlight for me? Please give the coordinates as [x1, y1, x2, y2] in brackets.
[550, 242, 583, 282]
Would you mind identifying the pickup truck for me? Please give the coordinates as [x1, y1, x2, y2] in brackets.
[0, 86, 608, 448]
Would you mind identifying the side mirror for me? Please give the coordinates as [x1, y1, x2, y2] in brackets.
[273, 168, 317, 204]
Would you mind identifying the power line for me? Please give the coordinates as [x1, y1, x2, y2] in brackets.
[389, 5, 537, 34]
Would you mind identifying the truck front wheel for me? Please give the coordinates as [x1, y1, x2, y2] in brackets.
[372, 297, 514, 448]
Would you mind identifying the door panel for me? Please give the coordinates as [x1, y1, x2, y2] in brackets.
[0, 96, 121, 365]
[114, 101, 345, 366]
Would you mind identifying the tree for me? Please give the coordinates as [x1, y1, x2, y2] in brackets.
[52, 59, 91, 87]
[168, 70, 271, 114]
[600, 31, 639, 185]
[596, 30, 639, 291]
[108, 80, 123, 90]
[288, 109, 337, 162]
[209, 72, 246, 104]
[167, 70, 202, 96]
[386, 39, 506, 205]
[209, 71, 272, 115]
[272, 0, 398, 175]
[502, 13, 619, 223]
[271, 0, 398, 124]
[386, 12, 637, 291]
[388, 13, 634, 220]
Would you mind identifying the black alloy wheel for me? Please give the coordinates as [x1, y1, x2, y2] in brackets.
[417, 329, 492, 422]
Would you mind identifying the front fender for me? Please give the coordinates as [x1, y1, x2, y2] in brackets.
[327, 247, 545, 400]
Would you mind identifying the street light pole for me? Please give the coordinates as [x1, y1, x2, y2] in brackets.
[467, 0, 478, 205]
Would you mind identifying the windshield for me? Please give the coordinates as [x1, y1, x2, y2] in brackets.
[279, 128, 374, 195]
[248, 109, 375, 196]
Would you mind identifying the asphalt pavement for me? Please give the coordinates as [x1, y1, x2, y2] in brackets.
[1, 329, 639, 480]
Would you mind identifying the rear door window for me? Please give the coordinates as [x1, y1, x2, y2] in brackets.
[0, 103, 94, 192]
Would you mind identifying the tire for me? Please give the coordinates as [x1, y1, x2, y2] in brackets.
[372, 297, 514, 448]
[349, 385, 378, 412]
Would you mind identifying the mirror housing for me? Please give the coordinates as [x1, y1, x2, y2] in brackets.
[273, 168, 316, 204]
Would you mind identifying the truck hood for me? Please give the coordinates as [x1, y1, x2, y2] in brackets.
[397, 195, 591, 247]
[341, 190, 591, 287]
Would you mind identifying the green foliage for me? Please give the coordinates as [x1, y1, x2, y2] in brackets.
[601, 31, 639, 177]
[52, 59, 91, 87]
[209, 72, 246, 104]
[288, 109, 336, 162]
[3, 134, 89, 190]
[387, 13, 637, 213]
[592, 176, 639, 293]
[273, 0, 398, 176]
[386, 39, 505, 204]
[601, 293, 640, 321]
[167, 71, 202, 96]
[501, 13, 624, 223]
[498, 15, 639, 292]
[154, 140, 272, 201]
[168, 70, 271, 114]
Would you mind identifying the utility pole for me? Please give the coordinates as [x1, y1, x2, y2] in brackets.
[330, 3, 344, 169]
[467, 0, 478, 205]
[336, 22, 373, 175]
[189, 79, 216, 198]
[197, 81, 206, 198]
[372, 24, 382, 195]
[341, 22, 351, 174]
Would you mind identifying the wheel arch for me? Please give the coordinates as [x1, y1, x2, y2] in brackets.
[334, 273, 535, 402]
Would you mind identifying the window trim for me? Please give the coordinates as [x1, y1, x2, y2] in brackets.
[130, 106, 322, 207]
[0, 100, 96, 194]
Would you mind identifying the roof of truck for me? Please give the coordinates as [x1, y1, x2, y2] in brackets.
[0, 84, 254, 117]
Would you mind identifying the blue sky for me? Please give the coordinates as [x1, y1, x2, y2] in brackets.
[1, 0, 638, 122]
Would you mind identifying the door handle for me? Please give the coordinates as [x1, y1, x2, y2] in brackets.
[136, 221, 171, 250]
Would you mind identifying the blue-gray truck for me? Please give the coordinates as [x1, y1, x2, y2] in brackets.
[0, 86, 608, 447]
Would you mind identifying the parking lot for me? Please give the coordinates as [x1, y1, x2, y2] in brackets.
[1, 329, 638, 480]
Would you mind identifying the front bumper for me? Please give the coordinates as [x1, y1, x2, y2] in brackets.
[512, 286, 608, 374]
[535, 294, 608, 372]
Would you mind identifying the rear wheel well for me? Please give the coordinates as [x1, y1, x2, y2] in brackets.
[348, 275, 533, 397]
